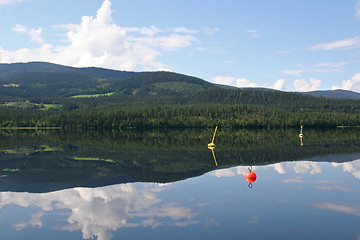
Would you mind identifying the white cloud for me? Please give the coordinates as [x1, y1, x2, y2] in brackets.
[0, 0, 199, 71]
[293, 79, 310, 91]
[282, 69, 306, 76]
[0, 0, 22, 4]
[96, 0, 112, 23]
[246, 29, 259, 38]
[11, 24, 44, 44]
[138, 26, 162, 36]
[174, 27, 198, 34]
[236, 77, 258, 88]
[11, 24, 27, 33]
[212, 76, 235, 85]
[293, 63, 304, 67]
[282, 61, 355, 77]
[133, 34, 197, 51]
[331, 73, 360, 93]
[313, 62, 332, 67]
[270, 79, 286, 91]
[293, 78, 321, 92]
[309, 78, 321, 90]
[313, 60, 357, 68]
[310, 36, 360, 51]
[28, 28, 44, 44]
[201, 27, 219, 35]
[212, 76, 286, 90]
[356, 1, 360, 18]
[282, 68, 337, 77]
[273, 49, 294, 55]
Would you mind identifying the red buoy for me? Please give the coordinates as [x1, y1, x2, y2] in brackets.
[244, 171, 257, 183]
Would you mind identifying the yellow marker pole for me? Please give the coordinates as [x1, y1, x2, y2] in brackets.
[299, 125, 303, 138]
[208, 126, 218, 148]
[211, 126, 218, 143]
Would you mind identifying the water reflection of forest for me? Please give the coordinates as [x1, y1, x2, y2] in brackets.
[0, 128, 360, 192]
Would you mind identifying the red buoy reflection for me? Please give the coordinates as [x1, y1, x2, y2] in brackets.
[244, 166, 257, 188]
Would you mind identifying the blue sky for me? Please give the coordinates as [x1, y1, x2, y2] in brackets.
[1, 0, 360, 92]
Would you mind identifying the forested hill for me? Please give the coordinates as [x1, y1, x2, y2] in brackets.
[0, 62, 218, 99]
[185, 88, 360, 111]
[1, 62, 360, 128]
[0, 61, 359, 113]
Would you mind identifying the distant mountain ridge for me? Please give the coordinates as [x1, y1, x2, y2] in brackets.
[303, 89, 360, 100]
[236, 87, 360, 100]
[0, 61, 139, 79]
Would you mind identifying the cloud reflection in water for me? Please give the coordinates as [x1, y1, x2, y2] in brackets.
[333, 159, 360, 179]
[310, 202, 360, 216]
[212, 160, 360, 179]
[0, 183, 198, 240]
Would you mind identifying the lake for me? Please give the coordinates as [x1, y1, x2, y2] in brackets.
[0, 128, 359, 240]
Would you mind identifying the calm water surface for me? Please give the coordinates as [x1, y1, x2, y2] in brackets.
[0, 129, 359, 240]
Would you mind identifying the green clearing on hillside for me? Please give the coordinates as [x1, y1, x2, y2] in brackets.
[42, 103, 62, 110]
[73, 157, 115, 163]
[2, 102, 61, 110]
[2, 83, 19, 87]
[70, 92, 115, 98]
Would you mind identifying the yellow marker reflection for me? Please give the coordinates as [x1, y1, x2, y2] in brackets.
[299, 125, 304, 146]
[208, 146, 218, 166]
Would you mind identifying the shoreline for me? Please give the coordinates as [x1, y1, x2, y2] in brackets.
[0, 127, 61, 130]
